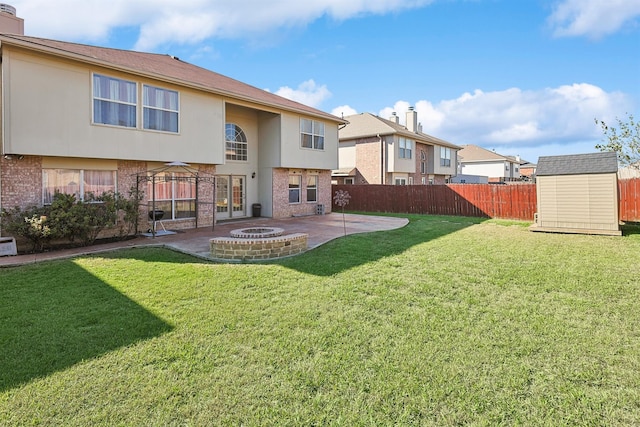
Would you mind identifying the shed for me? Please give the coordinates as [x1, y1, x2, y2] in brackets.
[530, 152, 621, 235]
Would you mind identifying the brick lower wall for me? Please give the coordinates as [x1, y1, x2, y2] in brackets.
[0, 155, 42, 209]
[1, 157, 217, 237]
[272, 168, 332, 218]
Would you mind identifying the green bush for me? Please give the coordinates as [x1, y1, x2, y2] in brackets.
[1, 189, 142, 252]
[0, 206, 51, 252]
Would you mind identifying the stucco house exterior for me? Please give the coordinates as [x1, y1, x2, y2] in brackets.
[334, 108, 460, 185]
[0, 6, 345, 236]
[457, 144, 523, 183]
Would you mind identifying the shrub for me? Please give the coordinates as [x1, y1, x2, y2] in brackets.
[1, 206, 52, 252]
[1, 189, 142, 252]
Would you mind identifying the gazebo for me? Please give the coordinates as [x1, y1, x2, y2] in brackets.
[136, 162, 216, 237]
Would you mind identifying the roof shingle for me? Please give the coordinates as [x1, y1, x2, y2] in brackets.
[340, 112, 460, 149]
[536, 152, 618, 176]
[0, 34, 343, 123]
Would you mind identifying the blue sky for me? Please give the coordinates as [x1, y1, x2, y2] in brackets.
[11, 0, 640, 163]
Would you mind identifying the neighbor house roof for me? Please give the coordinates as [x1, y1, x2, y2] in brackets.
[536, 152, 618, 176]
[0, 34, 344, 124]
[458, 144, 516, 163]
[339, 113, 460, 149]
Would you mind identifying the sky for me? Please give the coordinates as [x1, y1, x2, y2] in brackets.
[9, 0, 640, 163]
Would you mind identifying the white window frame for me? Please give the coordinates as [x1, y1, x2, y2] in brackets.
[306, 175, 318, 203]
[92, 74, 137, 128]
[300, 119, 325, 150]
[395, 178, 407, 185]
[440, 147, 451, 167]
[398, 138, 413, 159]
[43, 169, 117, 204]
[345, 177, 354, 184]
[148, 172, 196, 220]
[143, 84, 179, 133]
[225, 123, 248, 161]
[289, 175, 301, 204]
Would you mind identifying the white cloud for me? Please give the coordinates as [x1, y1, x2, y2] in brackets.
[11, 0, 436, 50]
[272, 79, 332, 108]
[331, 105, 358, 118]
[376, 83, 632, 150]
[548, 0, 640, 39]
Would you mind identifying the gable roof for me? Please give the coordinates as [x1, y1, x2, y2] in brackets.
[536, 152, 618, 176]
[458, 144, 519, 163]
[339, 112, 460, 149]
[0, 34, 344, 124]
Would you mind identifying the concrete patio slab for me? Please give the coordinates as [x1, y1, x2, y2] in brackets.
[0, 213, 408, 267]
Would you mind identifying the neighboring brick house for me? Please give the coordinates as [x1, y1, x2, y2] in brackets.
[457, 144, 524, 183]
[519, 161, 537, 181]
[333, 108, 460, 185]
[0, 6, 345, 236]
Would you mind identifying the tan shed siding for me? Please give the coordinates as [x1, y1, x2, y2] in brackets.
[537, 174, 619, 232]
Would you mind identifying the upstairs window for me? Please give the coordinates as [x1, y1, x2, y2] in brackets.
[399, 138, 413, 159]
[93, 74, 137, 128]
[143, 85, 179, 133]
[440, 147, 451, 167]
[225, 124, 248, 161]
[420, 150, 427, 174]
[301, 119, 325, 150]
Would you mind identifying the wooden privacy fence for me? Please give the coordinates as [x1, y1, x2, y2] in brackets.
[332, 178, 640, 222]
[619, 178, 640, 221]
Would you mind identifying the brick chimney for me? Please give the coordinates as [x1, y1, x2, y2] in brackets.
[0, 4, 24, 35]
[406, 107, 417, 133]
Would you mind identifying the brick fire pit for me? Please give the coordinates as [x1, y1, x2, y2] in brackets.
[210, 227, 307, 261]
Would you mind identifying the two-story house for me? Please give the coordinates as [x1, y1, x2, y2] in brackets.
[0, 6, 345, 235]
[334, 108, 459, 185]
[457, 144, 522, 183]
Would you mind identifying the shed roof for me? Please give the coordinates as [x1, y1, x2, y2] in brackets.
[536, 152, 618, 176]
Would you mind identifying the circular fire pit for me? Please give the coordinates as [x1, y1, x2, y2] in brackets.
[230, 227, 284, 239]
[211, 226, 307, 261]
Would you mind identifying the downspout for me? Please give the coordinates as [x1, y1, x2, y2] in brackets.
[378, 134, 384, 185]
[0, 50, 4, 233]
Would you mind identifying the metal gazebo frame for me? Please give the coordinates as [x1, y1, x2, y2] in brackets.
[135, 162, 216, 238]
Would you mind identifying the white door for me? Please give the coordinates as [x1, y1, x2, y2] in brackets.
[216, 175, 246, 218]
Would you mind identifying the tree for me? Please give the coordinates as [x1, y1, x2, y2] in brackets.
[333, 189, 351, 236]
[595, 113, 640, 169]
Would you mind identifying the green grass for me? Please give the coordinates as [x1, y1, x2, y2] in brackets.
[2, 214, 640, 425]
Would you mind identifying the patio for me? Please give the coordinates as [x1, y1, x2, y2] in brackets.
[0, 213, 408, 267]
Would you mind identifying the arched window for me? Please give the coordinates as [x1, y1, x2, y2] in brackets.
[225, 123, 247, 161]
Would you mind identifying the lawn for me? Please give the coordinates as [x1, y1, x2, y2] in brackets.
[1, 214, 639, 425]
